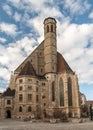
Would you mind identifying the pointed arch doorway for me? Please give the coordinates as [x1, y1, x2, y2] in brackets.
[6, 110, 11, 118]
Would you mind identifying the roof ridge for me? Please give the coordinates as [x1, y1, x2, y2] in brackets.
[15, 40, 44, 73]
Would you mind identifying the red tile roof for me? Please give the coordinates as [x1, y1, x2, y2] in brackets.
[57, 52, 73, 73]
[19, 61, 36, 76]
[18, 52, 73, 77]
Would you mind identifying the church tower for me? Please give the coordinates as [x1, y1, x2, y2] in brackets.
[44, 17, 57, 74]
[0, 17, 81, 119]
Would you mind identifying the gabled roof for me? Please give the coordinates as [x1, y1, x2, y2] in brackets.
[2, 88, 15, 97]
[57, 52, 73, 73]
[19, 61, 36, 76]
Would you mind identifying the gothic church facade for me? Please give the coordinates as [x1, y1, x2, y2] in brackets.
[0, 17, 81, 119]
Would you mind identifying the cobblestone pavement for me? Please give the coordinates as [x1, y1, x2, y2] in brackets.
[0, 119, 93, 130]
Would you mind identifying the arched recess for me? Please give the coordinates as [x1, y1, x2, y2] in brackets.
[59, 78, 64, 106]
[19, 106, 22, 112]
[52, 81, 55, 101]
[6, 110, 11, 118]
[68, 77, 72, 106]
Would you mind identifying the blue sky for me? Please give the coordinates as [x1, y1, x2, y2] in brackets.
[0, 0, 93, 100]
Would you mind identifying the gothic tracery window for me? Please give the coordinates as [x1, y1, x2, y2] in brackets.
[59, 78, 64, 106]
[68, 77, 72, 106]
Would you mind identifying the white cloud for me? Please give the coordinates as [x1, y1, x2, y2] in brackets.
[7, 0, 21, 5]
[40, 6, 63, 18]
[57, 23, 93, 52]
[0, 36, 36, 81]
[63, 0, 91, 15]
[27, 0, 46, 8]
[6, 0, 64, 37]
[3, 4, 12, 16]
[0, 87, 6, 93]
[89, 11, 93, 19]
[0, 22, 18, 36]
[0, 37, 7, 43]
[0, 45, 10, 65]
[13, 12, 21, 22]
[0, 68, 10, 80]
[7, 0, 62, 18]
[7, 0, 91, 18]
[57, 21, 93, 84]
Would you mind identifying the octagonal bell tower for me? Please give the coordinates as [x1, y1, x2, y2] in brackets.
[44, 17, 57, 74]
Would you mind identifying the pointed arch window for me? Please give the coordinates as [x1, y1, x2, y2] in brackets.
[51, 25, 53, 32]
[47, 25, 49, 32]
[59, 78, 64, 106]
[52, 81, 55, 101]
[19, 106, 22, 112]
[68, 77, 72, 106]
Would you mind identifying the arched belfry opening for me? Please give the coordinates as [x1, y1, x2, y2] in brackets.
[51, 24, 53, 32]
[47, 25, 49, 32]
[6, 110, 11, 118]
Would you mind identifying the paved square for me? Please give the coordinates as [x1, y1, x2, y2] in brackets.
[0, 119, 93, 130]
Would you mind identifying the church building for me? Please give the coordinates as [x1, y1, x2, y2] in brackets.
[0, 17, 81, 119]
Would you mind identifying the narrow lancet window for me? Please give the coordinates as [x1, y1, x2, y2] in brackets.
[68, 77, 72, 106]
[59, 78, 64, 106]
